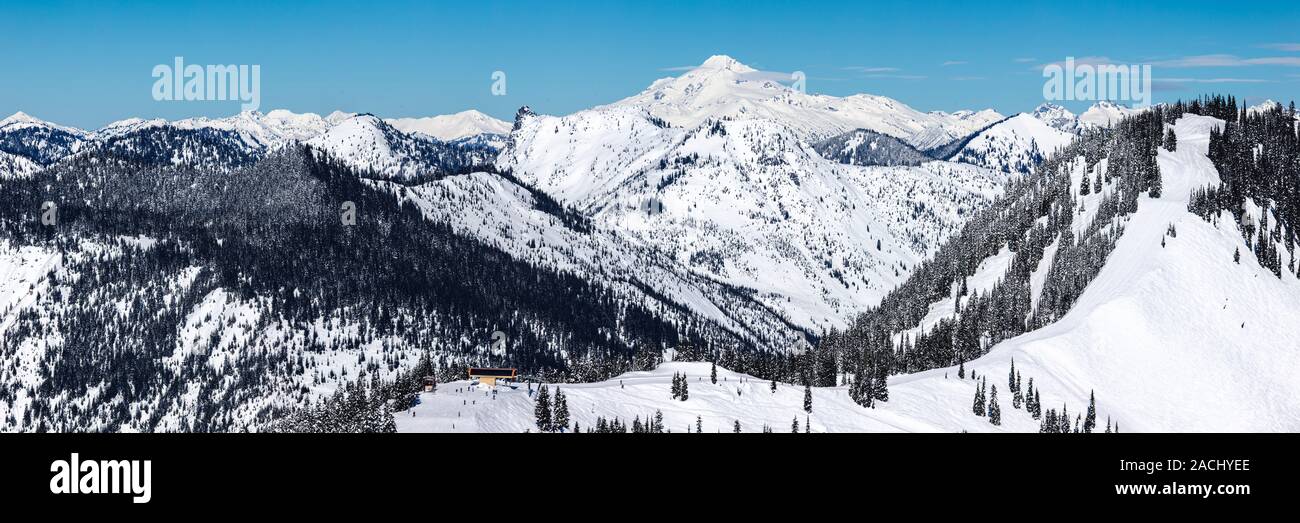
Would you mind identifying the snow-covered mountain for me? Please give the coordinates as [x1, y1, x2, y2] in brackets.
[386, 110, 510, 141]
[605, 55, 1003, 149]
[1031, 103, 1080, 134]
[0, 112, 90, 169]
[93, 110, 335, 148]
[0, 108, 507, 178]
[307, 114, 496, 181]
[501, 77, 1003, 331]
[949, 107, 1076, 174]
[1079, 100, 1141, 128]
[1246, 99, 1282, 115]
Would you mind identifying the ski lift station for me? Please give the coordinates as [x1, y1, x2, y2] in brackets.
[467, 368, 517, 387]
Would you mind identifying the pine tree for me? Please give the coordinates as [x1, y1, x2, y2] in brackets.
[733, 420, 741, 433]
[988, 385, 1001, 426]
[770, 379, 778, 393]
[1008, 361, 1017, 392]
[1165, 127, 1178, 152]
[1033, 390, 1042, 419]
[553, 388, 570, 432]
[972, 379, 985, 416]
[1084, 390, 1096, 433]
[1234, 247, 1241, 264]
[957, 360, 965, 379]
[792, 417, 800, 433]
[680, 375, 689, 401]
[872, 365, 889, 402]
[805, 416, 811, 433]
[803, 382, 813, 413]
[1080, 169, 1092, 195]
[710, 361, 718, 384]
[671, 372, 681, 399]
[534, 384, 552, 432]
[696, 415, 702, 433]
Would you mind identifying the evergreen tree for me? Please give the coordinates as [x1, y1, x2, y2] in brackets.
[872, 365, 889, 402]
[957, 360, 965, 379]
[710, 361, 718, 384]
[696, 415, 703, 433]
[988, 384, 1001, 426]
[792, 417, 800, 433]
[534, 384, 552, 432]
[1084, 390, 1096, 433]
[1165, 127, 1178, 152]
[803, 382, 813, 413]
[553, 388, 570, 432]
[770, 379, 778, 393]
[680, 375, 689, 401]
[733, 420, 741, 433]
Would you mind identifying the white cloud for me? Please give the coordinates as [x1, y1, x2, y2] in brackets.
[1260, 43, 1300, 52]
[842, 66, 900, 73]
[1149, 54, 1300, 67]
[1160, 77, 1270, 83]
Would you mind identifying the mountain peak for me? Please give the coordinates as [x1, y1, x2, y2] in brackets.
[698, 54, 754, 72]
[1, 111, 52, 128]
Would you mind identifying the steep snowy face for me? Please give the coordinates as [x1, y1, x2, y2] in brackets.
[1031, 103, 1080, 133]
[1079, 100, 1141, 128]
[0, 112, 90, 167]
[373, 171, 806, 351]
[951, 112, 1075, 174]
[501, 105, 1002, 331]
[308, 114, 496, 182]
[386, 110, 511, 141]
[605, 55, 1003, 148]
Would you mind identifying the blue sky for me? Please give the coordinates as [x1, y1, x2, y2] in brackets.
[2, 0, 1298, 129]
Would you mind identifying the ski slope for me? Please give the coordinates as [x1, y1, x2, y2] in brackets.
[398, 362, 1009, 433]
[915, 114, 1300, 432]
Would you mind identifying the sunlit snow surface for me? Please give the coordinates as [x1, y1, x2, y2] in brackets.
[402, 115, 1300, 433]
